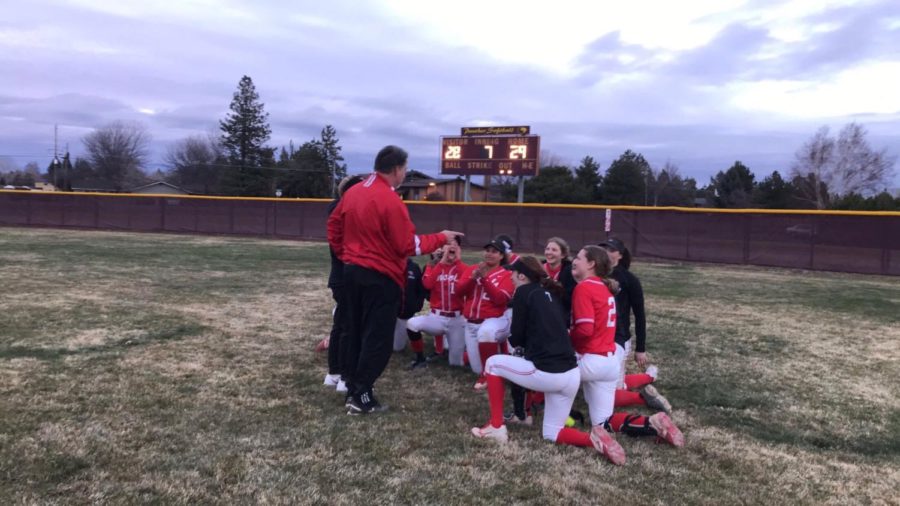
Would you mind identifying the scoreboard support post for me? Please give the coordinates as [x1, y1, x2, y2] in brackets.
[464, 175, 471, 202]
[517, 176, 524, 203]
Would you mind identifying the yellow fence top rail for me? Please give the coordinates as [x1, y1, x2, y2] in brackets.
[2, 189, 898, 217]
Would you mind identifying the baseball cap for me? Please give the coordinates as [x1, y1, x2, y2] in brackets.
[484, 238, 508, 254]
[599, 238, 625, 253]
[495, 234, 514, 252]
[503, 256, 543, 279]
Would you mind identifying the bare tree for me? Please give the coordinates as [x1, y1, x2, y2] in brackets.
[83, 121, 150, 191]
[791, 123, 896, 209]
[165, 134, 222, 194]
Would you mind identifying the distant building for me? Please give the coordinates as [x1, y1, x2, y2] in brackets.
[399, 176, 486, 202]
[130, 181, 191, 195]
[33, 182, 57, 191]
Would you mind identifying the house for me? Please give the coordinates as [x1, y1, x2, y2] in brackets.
[130, 181, 191, 195]
[399, 176, 486, 202]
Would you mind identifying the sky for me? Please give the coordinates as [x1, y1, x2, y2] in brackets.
[1, 0, 899, 187]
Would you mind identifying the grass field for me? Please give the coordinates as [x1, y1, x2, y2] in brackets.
[1, 227, 898, 505]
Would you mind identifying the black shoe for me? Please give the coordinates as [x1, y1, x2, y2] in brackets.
[347, 390, 388, 415]
[425, 352, 443, 363]
[407, 358, 428, 370]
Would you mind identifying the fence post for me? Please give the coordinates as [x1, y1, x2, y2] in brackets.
[808, 215, 816, 270]
[742, 214, 751, 264]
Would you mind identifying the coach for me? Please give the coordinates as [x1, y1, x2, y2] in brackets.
[327, 145, 462, 415]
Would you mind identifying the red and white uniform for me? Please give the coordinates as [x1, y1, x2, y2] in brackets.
[326, 172, 445, 289]
[543, 262, 562, 281]
[455, 264, 514, 374]
[407, 259, 468, 366]
[570, 276, 622, 426]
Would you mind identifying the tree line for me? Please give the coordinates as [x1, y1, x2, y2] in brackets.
[490, 123, 897, 211]
[5, 75, 897, 210]
[20, 75, 347, 198]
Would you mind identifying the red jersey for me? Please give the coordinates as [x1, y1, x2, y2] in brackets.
[543, 262, 562, 281]
[456, 264, 513, 321]
[421, 259, 467, 313]
[327, 173, 446, 288]
[569, 276, 617, 355]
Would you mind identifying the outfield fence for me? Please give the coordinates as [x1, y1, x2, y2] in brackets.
[1, 190, 898, 276]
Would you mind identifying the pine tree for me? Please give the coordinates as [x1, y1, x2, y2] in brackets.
[219, 76, 273, 196]
[574, 156, 601, 202]
[319, 125, 347, 197]
[710, 161, 755, 208]
[602, 150, 649, 205]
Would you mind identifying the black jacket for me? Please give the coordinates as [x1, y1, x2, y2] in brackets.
[399, 259, 427, 319]
[610, 265, 647, 352]
[509, 282, 577, 373]
[327, 199, 343, 289]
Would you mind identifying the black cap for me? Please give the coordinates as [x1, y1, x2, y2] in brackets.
[495, 234, 514, 252]
[484, 238, 508, 254]
[503, 258, 540, 279]
[599, 238, 625, 253]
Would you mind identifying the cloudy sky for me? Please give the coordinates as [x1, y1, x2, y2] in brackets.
[2, 0, 899, 186]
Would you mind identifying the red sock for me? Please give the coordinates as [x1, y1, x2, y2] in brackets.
[487, 374, 505, 428]
[555, 428, 592, 447]
[614, 389, 646, 408]
[624, 373, 653, 390]
[606, 412, 648, 433]
[434, 334, 445, 354]
[531, 392, 544, 405]
[478, 343, 497, 374]
[410, 339, 424, 353]
[463, 351, 469, 366]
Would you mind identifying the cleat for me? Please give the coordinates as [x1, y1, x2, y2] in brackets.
[407, 358, 428, 370]
[425, 352, 444, 363]
[503, 412, 533, 426]
[640, 385, 672, 414]
[649, 413, 684, 447]
[470, 424, 508, 442]
[315, 338, 329, 352]
[645, 365, 658, 381]
[590, 426, 626, 466]
[473, 375, 488, 391]
[346, 391, 388, 415]
[323, 373, 340, 387]
[336, 380, 348, 393]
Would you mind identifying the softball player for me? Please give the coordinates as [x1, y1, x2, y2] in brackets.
[405, 235, 467, 368]
[542, 236, 577, 321]
[570, 245, 623, 429]
[392, 258, 427, 355]
[455, 238, 514, 389]
[470, 256, 625, 465]
[599, 238, 672, 413]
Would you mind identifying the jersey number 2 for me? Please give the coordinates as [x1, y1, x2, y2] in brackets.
[606, 296, 617, 328]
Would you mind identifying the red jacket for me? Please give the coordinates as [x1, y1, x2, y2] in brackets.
[421, 259, 467, 313]
[327, 173, 446, 288]
[456, 264, 513, 321]
[569, 277, 617, 355]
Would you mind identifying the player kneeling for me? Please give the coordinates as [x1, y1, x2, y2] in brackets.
[469, 256, 625, 466]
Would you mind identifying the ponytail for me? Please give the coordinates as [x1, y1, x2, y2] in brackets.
[582, 245, 620, 295]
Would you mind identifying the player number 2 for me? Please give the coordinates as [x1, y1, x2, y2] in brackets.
[606, 296, 616, 327]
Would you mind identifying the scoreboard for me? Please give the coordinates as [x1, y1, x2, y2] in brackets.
[440, 135, 540, 176]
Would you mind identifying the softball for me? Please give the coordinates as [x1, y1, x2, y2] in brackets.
[565, 416, 575, 427]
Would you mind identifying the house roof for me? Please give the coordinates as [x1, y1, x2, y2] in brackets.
[400, 177, 484, 189]
[130, 181, 191, 194]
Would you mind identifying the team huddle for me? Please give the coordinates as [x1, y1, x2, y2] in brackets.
[324, 145, 683, 466]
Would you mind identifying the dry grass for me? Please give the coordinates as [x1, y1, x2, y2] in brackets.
[1, 227, 898, 505]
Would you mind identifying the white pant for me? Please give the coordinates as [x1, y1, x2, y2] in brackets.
[486, 355, 580, 441]
[464, 315, 511, 375]
[617, 340, 632, 389]
[578, 346, 624, 426]
[392, 318, 408, 352]
[407, 312, 466, 366]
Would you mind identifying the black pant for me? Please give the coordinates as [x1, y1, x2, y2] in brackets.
[327, 286, 345, 375]
[343, 264, 401, 394]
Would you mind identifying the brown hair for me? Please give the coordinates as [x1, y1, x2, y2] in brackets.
[546, 236, 571, 260]
[582, 245, 620, 294]
[516, 256, 565, 299]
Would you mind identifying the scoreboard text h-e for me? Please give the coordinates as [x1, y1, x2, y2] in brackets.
[440, 134, 540, 177]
